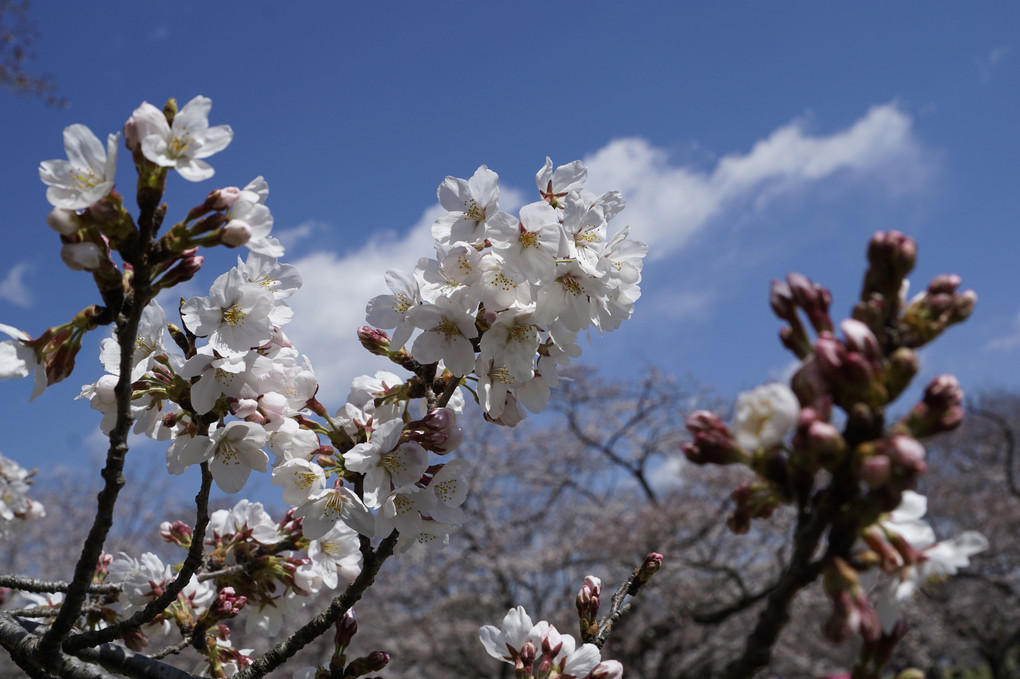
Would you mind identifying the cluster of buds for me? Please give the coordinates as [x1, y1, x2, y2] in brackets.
[681, 231, 985, 677]
[576, 576, 601, 641]
[296, 610, 390, 679]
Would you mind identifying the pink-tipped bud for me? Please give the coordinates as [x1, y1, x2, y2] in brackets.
[859, 454, 892, 487]
[769, 279, 796, 320]
[880, 435, 926, 474]
[209, 186, 242, 210]
[157, 252, 204, 290]
[683, 411, 745, 465]
[787, 272, 834, 333]
[334, 609, 358, 650]
[159, 520, 193, 547]
[867, 230, 917, 283]
[628, 552, 663, 594]
[841, 319, 880, 364]
[357, 326, 391, 356]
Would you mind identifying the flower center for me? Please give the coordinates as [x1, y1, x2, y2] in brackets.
[463, 198, 485, 222]
[435, 319, 461, 340]
[167, 130, 194, 158]
[69, 167, 100, 191]
[222, 303, 247, 327]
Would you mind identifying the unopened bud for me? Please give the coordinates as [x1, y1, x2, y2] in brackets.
[786, 272, 834, 333]
[159, 520, 193, 547]
[209, 186, 242, 210]
[879, 435, 926, 474]
[46, 207, 81, 235]
[859, 454, 892, 487]
[885, 347, 919, 401]
[841, 318, 880, 364]
[220, 220, 252, 247]
[866, 230, 917, 291]
[334, 609, 358, 651]
[769, 279, 796, 320]
[61, 241, 104, 271]
[683, 411, 745, 465]
[154, 252, 204, 292]
[344, 651, 390, 677]
[628, 552, 663, 594]
[357, 326, 391, 356]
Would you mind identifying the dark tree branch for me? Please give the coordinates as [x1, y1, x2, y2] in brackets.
[0, 575, 120, 596]
[233, 531, 399, 679]
[63, 464, 213, 652]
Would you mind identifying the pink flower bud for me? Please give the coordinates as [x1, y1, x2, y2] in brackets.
[880, 435, 926, 473]
[859, 454, 891, 487]
[841, 319, 880, 363]
[357, 326, 391, 356]
[335, 609, 358, 649]
[769, 279, 796, 319]
[683, 410, 744, 465]
[209, 186, 242, 210]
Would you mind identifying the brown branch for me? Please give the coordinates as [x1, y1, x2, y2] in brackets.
[63, 464, 213, 652]
[233, 531, 399, 679]
[36, 177, 160, 662]
[0, 575, 120, 596]
[1, 612, 199, 679]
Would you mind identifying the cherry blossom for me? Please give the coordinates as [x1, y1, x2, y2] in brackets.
[39, 124, 119, 210]
[135, 95, 233, 181]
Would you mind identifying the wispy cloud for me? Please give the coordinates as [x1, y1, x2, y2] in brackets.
[977, 45, 1011, 82]
[0, 262, 33, 308]
[986, 308, 1020, 351]
[283, 104, 931, 399]
[584, 102, 930, 259]
[275, 220, 327, 251]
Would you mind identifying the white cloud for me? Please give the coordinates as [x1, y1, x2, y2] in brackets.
[0, 262, 33, 307]
[283, 104, 931, 399]
[285, 207, 441, 403]
[584, 102, 930, 259]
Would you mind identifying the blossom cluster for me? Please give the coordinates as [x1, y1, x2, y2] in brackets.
[0, 95, 654, 678]
[480, 605, 622, 679]
[0, 452, 45, 538]
[366, 161, 647, 425]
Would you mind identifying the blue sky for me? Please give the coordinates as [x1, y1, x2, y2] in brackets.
[1, 3, 1017, 492]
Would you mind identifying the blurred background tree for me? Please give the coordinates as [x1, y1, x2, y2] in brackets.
[0, 0, 66, 107]
[2, 369, 1014, 677]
